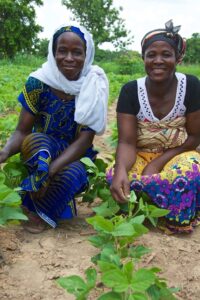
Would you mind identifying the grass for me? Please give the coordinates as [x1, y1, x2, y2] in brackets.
[177, 63, 200, 77]
[0, 55, 200, 113]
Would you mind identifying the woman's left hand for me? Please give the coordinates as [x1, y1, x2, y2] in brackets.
[142, 161, 162, 175]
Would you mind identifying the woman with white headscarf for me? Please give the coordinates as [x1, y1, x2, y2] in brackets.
[0, 24, 109, 233]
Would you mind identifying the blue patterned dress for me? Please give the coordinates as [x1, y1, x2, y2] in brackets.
[18, 77, 97, 228]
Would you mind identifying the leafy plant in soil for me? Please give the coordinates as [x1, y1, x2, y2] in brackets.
[0, 155, 28, 225]
[57, 158, 179, 300]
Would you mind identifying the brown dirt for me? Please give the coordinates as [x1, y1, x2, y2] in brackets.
[0, 102, 200, 300]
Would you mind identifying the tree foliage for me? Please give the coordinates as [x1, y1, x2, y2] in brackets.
[0, 0, 43, 58]
[184, 33, 200, 64]
[62, 0, 133, 49]
[36, 38, 49, 57]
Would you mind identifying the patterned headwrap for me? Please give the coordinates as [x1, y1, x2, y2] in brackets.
[52, 25, 86, 55]
[141, 20, 186, 62]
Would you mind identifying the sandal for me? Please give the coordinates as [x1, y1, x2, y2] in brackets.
[22, 211, 48, 234]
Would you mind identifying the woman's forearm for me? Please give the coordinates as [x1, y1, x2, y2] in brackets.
[149, 134, 200, 172]
[114, 142, 137, 173]
[49, 132, 94, 177]
[1, 130, 28, 158]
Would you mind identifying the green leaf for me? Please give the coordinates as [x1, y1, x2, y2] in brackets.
[98, 188, 111, 200]
[131, 269, 156, 292]
[139, 197, 145, 210]
[0, 172, 6, 184]
[91, 253, 101, 264]
[129, 215, 145, 224]
[102, 269, 129, 292]
[123, 261, 134, 282]
[98, 260, 119, 273]
[98, 291, 122, 300]
[147, 216, 157, 227]
[80, 157, 97, 169]
[88, 235, 106, 248]
[159, 287, 178, 300]
[94, 158, 108, 172]
[128, 293, 148, 300]
[57, 275, 88, 297]
[149, 267, 162, 274]
[0, 207, 28, 224]
[112, 223, 135, 237]
[0, 184, 13, 200]
[129, 245, 151, 259]
[86, 216, 114, 233]
[100, 246, 121, 267]
[129, 191, 138, 203]
[93, 200, 119, 217]
[149, 207, 170, 217]
[98, 292, 123, 300]
[85, 268, 97, 288]
[1, 191, 21, 205]
[132, 223, 149, 236]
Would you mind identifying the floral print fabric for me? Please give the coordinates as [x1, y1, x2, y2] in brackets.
[106, 150, 200, 233]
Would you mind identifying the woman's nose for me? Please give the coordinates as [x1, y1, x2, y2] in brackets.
[65, 52, 74, 61]
[154, 55, 163, 63]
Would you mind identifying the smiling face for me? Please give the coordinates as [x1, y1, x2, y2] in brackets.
[143, 40, 177, 82]
[54, 31, 86, 81]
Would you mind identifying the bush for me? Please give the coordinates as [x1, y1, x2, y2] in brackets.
[116, 50, 145, 75]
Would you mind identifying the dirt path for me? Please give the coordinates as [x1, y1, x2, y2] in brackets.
[0, 102, 200, 300]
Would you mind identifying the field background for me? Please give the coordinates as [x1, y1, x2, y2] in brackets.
[0, 56, 200, 299]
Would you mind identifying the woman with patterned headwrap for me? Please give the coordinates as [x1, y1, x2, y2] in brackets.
[107, 20, 200, 234]
[0, 24, 109, 233]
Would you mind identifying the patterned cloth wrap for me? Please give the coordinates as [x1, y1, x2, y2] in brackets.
[19, 77, 97, 228]
[106, 118, 200, 234]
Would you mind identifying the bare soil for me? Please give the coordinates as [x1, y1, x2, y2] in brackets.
[0, 103, 200, 300]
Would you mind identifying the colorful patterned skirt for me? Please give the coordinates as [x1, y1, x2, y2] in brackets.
[106, 150, 200, 233]
[20, 132, 93, 228]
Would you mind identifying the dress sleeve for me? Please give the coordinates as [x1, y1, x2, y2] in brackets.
[185, 74, 200, 113]
[116, 80, 140, 115]
[18, 77, 43, 115]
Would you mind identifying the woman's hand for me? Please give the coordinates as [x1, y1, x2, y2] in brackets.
[141, 161, 161, 176]
[110, 168, 130, 203]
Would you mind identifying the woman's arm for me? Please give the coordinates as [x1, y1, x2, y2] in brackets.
[48, 130, 95, 178]
[110, 113, 137, 203]
[142, 110, 200, 175]
[0, 108, 35, 163]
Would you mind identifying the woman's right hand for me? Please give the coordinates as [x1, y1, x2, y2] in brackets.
[110, 168, 130, 203]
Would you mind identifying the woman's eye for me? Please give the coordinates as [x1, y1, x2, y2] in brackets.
[73, 50, 83, 56]
[146, 53, 155, 58]
[163, 52, 172, 57]
[58, 48, 66, 54]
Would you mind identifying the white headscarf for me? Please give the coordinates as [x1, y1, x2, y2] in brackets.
[30, 23, 109, 135]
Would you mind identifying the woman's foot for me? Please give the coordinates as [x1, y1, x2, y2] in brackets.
[22, 209, 48, 234]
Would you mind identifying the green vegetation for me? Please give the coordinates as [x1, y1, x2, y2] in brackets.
[0, 0, 43, 58]
[0, 155, 28, 225]
[62, 0, 133, 49]
[184, 33, 200, 64]
[57, 158, 178, 299]
[0, 50, 200, 240]
[0, 54, 44, 112]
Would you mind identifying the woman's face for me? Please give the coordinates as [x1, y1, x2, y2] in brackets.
[55, 32, 86, 81]
[144, 40, 177, 82]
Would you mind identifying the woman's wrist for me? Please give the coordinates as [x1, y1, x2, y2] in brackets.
[0, 149, 10, 163]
